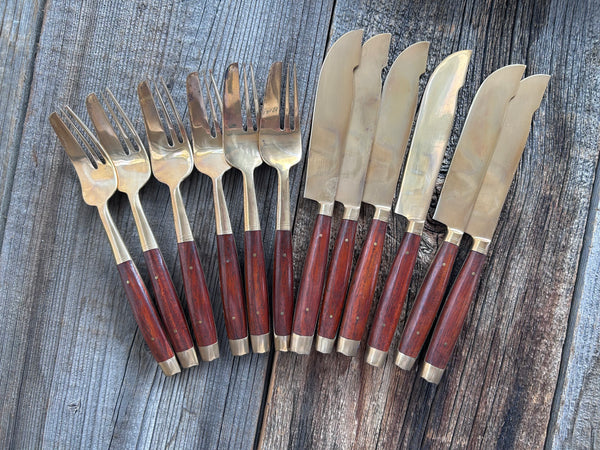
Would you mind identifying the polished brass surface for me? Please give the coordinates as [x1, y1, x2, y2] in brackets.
[229, 337, 250, 356]
[176, 348, 199, 368]
[222, 63, 263, 232]
[395, 50, 472, 222]
[259, 62, 302, 231]
[336, 336, 360, 357]
[420, 362, 444, 384]
[444, 228, 464, 245]
[187, 71, 234, 235]
[250, 333, 271, 353]
[465, 75, 550, 242]
[158, 356, 182, 376]
[471, 237, 491, 255]
[365, 346, 387, 368]
[137, 79, 195, 243]
[405, 219, 425, 236]
[394, 351, 416, 370]
[362, 41, 429, 213]
[433, 64, 526, 231]
[335, 33, 390, 215]
[198, 342, 220, 362]
[290, 333, 313, 354]
[372, 206, 391, 222]
[273, 334, 290, 352]
[303, 29, 363, 214]
[315, 335, 335, 354]
[49, 109, 130, 265]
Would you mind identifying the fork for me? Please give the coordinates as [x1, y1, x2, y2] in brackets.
[187, 71, 250, 356]
[137, 79, 219, 362]
[49, 108, 180, 376]
[85, 90, 198, 368]
[222, 63, 270, 353]
[259, 62, 302, 352]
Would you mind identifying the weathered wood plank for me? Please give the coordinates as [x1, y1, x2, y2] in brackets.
[261, 0, 600, 448]
[0, 0, 334, 448]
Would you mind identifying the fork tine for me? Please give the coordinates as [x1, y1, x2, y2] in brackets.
[160, 77, 188, 144]
[223, 63, 243, 132]
[242, 65, 252, 131]
[261, 61, 282, 131]
[86, 93, 124, 158]
[104, 88, 146, 154]
[284, 63, 290, 131]
[138, 80, 170, 147]
[63, 105, 110, 165]
[293, 63, 299, 131]
[249, 64, 260, 129]
[153, 80, 178, 144]
[209, 70, 223, 121]
[187, 71, 212, 136]
[205, 72, 221, 136]
[49, 111, 93, 166]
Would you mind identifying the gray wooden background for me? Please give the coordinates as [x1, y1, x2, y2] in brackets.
[1, 0, 598, 448]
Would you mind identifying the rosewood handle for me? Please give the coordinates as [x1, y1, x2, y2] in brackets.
[292, 214, 332, 339]
[366, 231, 421, 353]
[216, 233, 248, 341]
[316, 219, 359, 341]
[143, 248, 195, 355]
[397, 241, 460, 362]
[273, 230, 293, 339]
[423, 250, 487, 376]
[116, 260, 175, 364]
[244, 230, 270, 337]
[337, 219, 387, 343]
[177, 241, 218, 348]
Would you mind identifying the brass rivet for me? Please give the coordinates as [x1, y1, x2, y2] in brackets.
[174, 329, 178, 333]
[374, 242, 377, 246]
[283, 253, 287, 257]
[256, 311, 260, 315]
[356, 315, 359, 321]
[319, 233, 323, 238]
[442, 263, 446, 267]
[280, 311, 284, 315]
[151, 337, 155, 341]
[189, 266, 193, 270]
[232, 316, 236, 320]
[471, 272, 476, 276]
[443, 342, 448, 346]
[226, 259, 230, 263]
[253, 253, 257, 257]
[329, 314, 333, 319]
[198, 320, 203, 324]
[126, 280, 130, 284]
[405, 251, 410, 255]
[305, 307, 309, 312]
[416, 331, 420, 335]
[154, 276, 159, 280]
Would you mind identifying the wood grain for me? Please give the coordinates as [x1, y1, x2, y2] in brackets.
[244, 230, 270, 338]
[273, 229, 294, 338]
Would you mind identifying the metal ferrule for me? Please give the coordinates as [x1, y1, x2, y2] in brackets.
[128, 192, 158, 251]
[158, 356, 181, 376]
[242, 171, 261, 232]
[274, 334, 290, 352]
[315, 335, 336, 354]
[365, 346, 387, 368]
[251, 333, 271, 353]
[176, 348, 199, 368]
[198, 342, 220, 362]
[420, 362, 444, 384]
[276, 168, 291, 231]
[212, 175, 233, 235]
[97, 203, 131, 265]
[471, 237, 491, 255]
[343, 205, 360, 221]
[444, 228, 463, 246]
[394, 351, 416, 371]
[318, 202, 335, 216]
[406, 219, 425, 235]
[336, 337, 360, 356]
[170, 185, 194, 243]
[290, 333, 313, 354]
[229, 337, 250, 356]
[373, 206, 391, 222]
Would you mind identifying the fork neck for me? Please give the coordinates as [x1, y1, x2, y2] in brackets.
[241, 170, 261, 232]
[276, 168, 291, 231]
[212, 175, 233, 235]
[97, 203, 131, 264]
[169, 185, 195, 243]
[128, 192, 159, 251]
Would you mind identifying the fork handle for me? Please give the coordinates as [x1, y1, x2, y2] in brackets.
[116, 260, 179, 375]
[178, 241, 219, 359]
[273, 230, 293, 346]
[244, 230, 270, 351]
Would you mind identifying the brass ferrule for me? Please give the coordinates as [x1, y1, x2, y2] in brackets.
[444, 228, 463, 246]
[212, 175, 233, 235]
[158, 356, 181, 376]
[315, 335, 336, 354]
[97, 203, 131, 265]
[471, 237, 491, 255]
[420, 362, 444, 384]
[274, 334, 290, 352]
[250, 333, 271, 353]
[198, 342, 220, 362]
[406, 219, 425, 235]
[170, 186, 195, 243]
[373, 206, 391, 222]
[342, 206, 360, 221]
[336, 337, 360, 357]
[176, 348, 199, 368]
[229, 337, 250, 356]
[318, 202, 334, 216]
[365, 346, 387, 368]
[290, 333, 313, 354]
[394, 351, 416, 371]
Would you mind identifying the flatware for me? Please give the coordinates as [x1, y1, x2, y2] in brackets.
[138, 79, 219, 362]
[290, 29, 364, 354]
[222, 63, 270, 353]
[259, 62, 302, 352]
[49, 108, 180, 376]
[421, 74, 550, 384]
[85, 90, 198, 369]
[364, 50, 472, 367]
[393, 64, 525, 371]
[314, 32, 391, 355]
[334, 41, 429, 356]
[187, 71, 250, 356]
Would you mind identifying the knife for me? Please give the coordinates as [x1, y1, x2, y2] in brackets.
[421, 74, 550, 384]
[326, 41, 429, 356]
[290, 29, 364, 354]
[313, 33, 391, 355]
[363, 50, 472, 367]
[394, 64, 526, 371]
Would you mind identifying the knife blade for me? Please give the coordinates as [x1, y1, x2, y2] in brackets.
[290, 29, 364, 354]
[394, 64, 526, 371]
[363, 50, 472, 367]
[421, 74, 550, 384]
[327, 41, 429, 355]
[313, 33, 391, 355]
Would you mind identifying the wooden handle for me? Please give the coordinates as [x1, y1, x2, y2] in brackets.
[424, 250, 487, 371]
[177, 241, 218, 347]
[292, 214, 332, 337]
[338, 219, 387, 342]
[116, 260, 174, 363]
[366, 232, 421, 353]
[143, 248, 194, 354]
[216, 233, 248, 340]
[273, 230, 293, 338]
[398, 241, 459, 360]
[244, 230, 270, 337]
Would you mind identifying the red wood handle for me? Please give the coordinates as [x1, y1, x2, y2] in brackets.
[366, 231, 421, 353]
[244, 230, 270, 337]
[177, 241, 218, 347]
[273, 230, 293, 338]
[424, 250, 487, 371]
[338, 219, 387, 342]
[116, 260, 174, 363]
[143, 248, 194, 354]
[216, 233, 248, 340]
[292, 214, 332, 337]
[398, 241, 459, 360]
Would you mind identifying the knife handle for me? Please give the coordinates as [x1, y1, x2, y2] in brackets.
[397, 241, 459, 367]
[178, 241, 219, 359]
[273, 229, 293, 344]
[366, 231, 421, 354]
[422, 249, 486, 383]
[116, 260, 178, 374]
[292, 214, 332, 351]
[244, 230, 270, 349]
[143, 248, 195, 360]
[216, 233, 249, 342]
[337, 219, 387, 344]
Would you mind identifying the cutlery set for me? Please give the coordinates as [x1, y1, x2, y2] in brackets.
[51, 29, 548, 384]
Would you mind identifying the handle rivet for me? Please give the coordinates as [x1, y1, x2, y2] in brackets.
[319, 234, 323, 238]
[374, 242, 377, 246]
[442, 263, 446, 267]
[155, 275, 159, 279]
[189, 266, 193, 270]
[151, 337, 155, 341]
[253, 253, 257, 257]
[356, 316, 359, 321]
[126, 280, 130, 284]
[283, 253, 287, 257]
[405, 251, 410, 255]
[444, 342, 448, 346]
[198, 320, 203, 324]
[280, 312, 284, 315]
[416, 331, 420, 335]
[174, 329, 178, 333]
[232, 316, 236, 320]
[226, 259, 230, 263]
[256, 311, 260, 315]
[471, 272, 476, 276]
[305, 308, 309, 312]
[329, 314, 333, 319]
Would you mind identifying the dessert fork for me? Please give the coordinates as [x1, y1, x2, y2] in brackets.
[49, 108, 180, 376]
[138, 79, 219, 361]
[187, 71, 250, 356]
[86, 90, 198, 368]
[222, 63, 270, 353]
[259, 62, 302, 351]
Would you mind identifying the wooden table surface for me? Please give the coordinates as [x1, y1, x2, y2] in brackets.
[1, 0, 599, 448]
